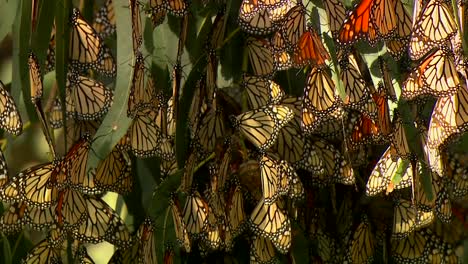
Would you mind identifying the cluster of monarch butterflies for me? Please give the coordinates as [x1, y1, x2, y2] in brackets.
[0, 0, 467, 263]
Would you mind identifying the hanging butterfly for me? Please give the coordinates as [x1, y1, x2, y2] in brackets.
[93, 0, 116, 38]
[246, 37, 276, 77]
[392, 198, 435, 239]
[69, 8, 116, 76]
[243, 74, 284, 109]
[280, 2, 306, 50]
[366, 147, 413, 196]
[66, 72, 113, 121]
[338, 0, 401, 46]
[346, 215, 375, 264]
[249, 199, 291, 253]
[130, 0, 143, 53]
[302, 66, 343, 134]
[149, 0, 189, 18]
[250, 236, 277, 263]
[270, 32, 292, 71]
[238, 0, 293, 35]
[293, 27, 330, 68]
[0, 150, 7, 189]
[183, 191, 210, 239]
[427, 85, 468, 150]
[409, 0, 457, 60]
[127, 52, 155, 117]
[231, 105, 294, 152]
[0, 81, 23, 135]
[322, 0, 346, 39]
[384, 0, 412, 59]
[339, 56, 377, 120]
[402, 47, 461, 101]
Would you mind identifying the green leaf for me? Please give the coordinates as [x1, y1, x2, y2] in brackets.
[2, 234, 12, 264]
[87, 0, 134, 173]
[391, 159, 410, 186]
[30, 0, 55, 68]
[175, 56, 207, 167]
[419, 163, 434, 202]
[0, 0, 19, 44]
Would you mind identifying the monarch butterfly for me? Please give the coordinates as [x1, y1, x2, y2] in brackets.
[130, 0, 143, 53]
[55, 188, 88, 229]
[271, 32, 292, 71]
[75, 247, 94, 264]
[192, 108, 225, 157]
[22, 238, 62, 264]
[206, 51, 218, 106]
[134, 218, 157, 263]
[280, 160, 304, 200]
[246, 37, 276, 77]
[391, 228, 455, 263]
[302, 66, 342, 134]
[389, 112, 411, 160]
[402, 48, 460, 101]
[149, 9, 167, 28]
[149, 0, 188, 17]
[339, 58, 377, 120]
[250, 236, 277, 263]
[293, 139, 329, 185]
[243, 75, 284, 109]
[183, 191, 210, 238]
[377, 57, 397, 102]
[66, 73, 113, 121]
[70, 8, 116, 76]
[28, 52, 57, 156]
[366, 147, 413, 196]
[372, 86, 392, 137]
[322, 0, 346, 38]
[27, 204, 56, 231]
[0, 202, 27, 234]
[392, 199, 435, 239]
[338, 0, 399, 46]
[226, 185, 246, 243]
[51, 136, 103, 194]
[280, 3, 306, 50]
[45, 24, 56, 73]
[0, 175, 21, 204]
[434, 188, 452, 223]
[28, 52, 43, 104]
[315, 230, 337, 263]
[446, 152, 468, 198]
[347, 216, 375, 264]
[409, 0, 457, 60]
[232, 105, 294, 152]
[170, 198, 191, 252]
[427, 85, 468, 150]
[16, 162, 59, 208]
[201, 209, 223, 251]
[349, 113, 384, 148]
[71, 196, 132, 248]
[249, 199, 291, 253]
[93, 0, 116, 39]
[273, 121, 304, 163]
[293, 28, 330, 67]
[206, 11, 226, 51]
[384, 0, 412, 59]
[238, 1, 292, 35]
[258, 154, 289, 204]
[0, 150, 7, 188]
[128, 53, 155, 116]
[0, 81, 23, 135]
[94, 145, 133, 194]
[121, 107, 161, 158]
